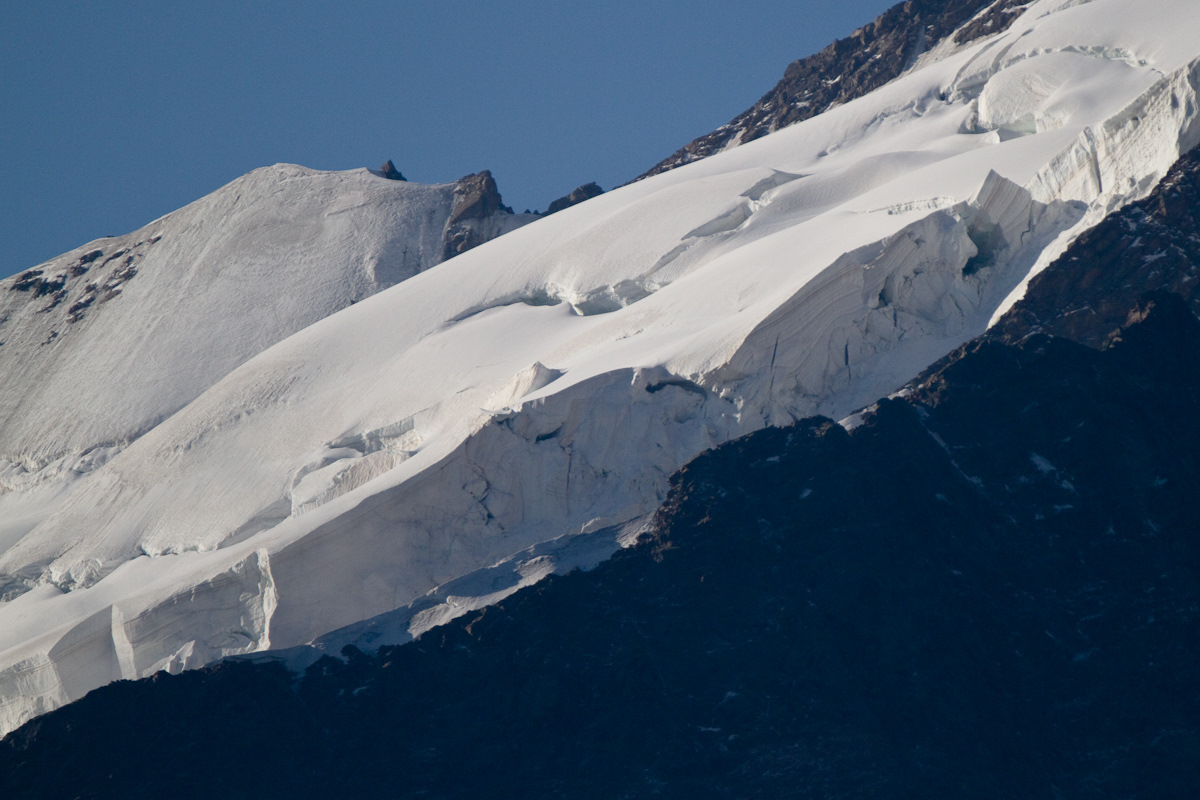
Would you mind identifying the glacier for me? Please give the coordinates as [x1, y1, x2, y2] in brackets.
[1, 0, 1199, 734]
[0, 165, 532, 561]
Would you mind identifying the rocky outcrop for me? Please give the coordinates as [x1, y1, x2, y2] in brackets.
[378, 160, 406, 181]
[441, 170, 525, 260]
[447, 170, 507, 227]
[992, 147, 1200, 348]
[634, 0, 1032, 181]
[544, 181, 603, 216]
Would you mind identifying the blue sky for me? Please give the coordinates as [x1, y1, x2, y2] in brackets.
[1, 1, 895, 277]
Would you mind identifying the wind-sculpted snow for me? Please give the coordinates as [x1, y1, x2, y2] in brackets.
[0, 167, 447, 461]
[2, 0, 1200, 735]
[0, 166, 533, 563]
[711, 171, 1086, 429]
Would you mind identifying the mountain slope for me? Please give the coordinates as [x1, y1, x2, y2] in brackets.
[992, 145, 1200, 346]
[2, 0, 1200, 735]
[635, 0, 1033, 180]
[2, 288, 1196, 799]
[0, 166, 531, 563]
[0, 166, 532, 461]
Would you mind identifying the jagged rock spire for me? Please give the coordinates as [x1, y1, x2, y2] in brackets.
[379, 160, 406, 181]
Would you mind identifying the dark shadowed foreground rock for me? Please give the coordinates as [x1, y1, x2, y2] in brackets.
[1, 290, 1196, 798]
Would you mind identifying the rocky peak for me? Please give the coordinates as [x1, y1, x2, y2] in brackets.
[633, 0, 1032, 182]
[378, 160, 406, 181]
[441, 170, 525, 261]
[544, 182, 604, 216]
[447, 170, 509, 227]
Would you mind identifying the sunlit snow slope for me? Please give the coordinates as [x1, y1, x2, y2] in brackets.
[0, 165, 530, 577]
[2, 0, 1199, 733]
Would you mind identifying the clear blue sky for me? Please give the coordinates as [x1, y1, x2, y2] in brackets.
[1, 1, 896, 277]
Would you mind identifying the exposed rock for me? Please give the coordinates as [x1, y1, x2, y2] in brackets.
[440, 226, 479, 260]
[8, 270, 65, 297]
[1, 295, 1196, 799]
[447, 170, 506, 227]
[378, 160, 406, 181]
[441, 170, 517, 260]
[543, 182, 604, 216]
[953, 0, 1030, 45]
[634, 0, 1032, 181]
[992, 147, 1200, 349]
[69, 250, 103, 277]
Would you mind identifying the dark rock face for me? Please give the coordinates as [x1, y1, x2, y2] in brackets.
[446, 170, 507, 227]
[2, 303, 1197, 796]
[378, 159, 406, 181]
[441, 227, 479, 260]
[635, 0, 1031, 181]
[544, 181, 604, 216]
[992, 148, 1200, 348]
[441, 169, 517, 260]
[951, 0, 1029, 45]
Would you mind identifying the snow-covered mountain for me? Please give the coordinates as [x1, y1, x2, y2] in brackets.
[2, 0, 1199, 736]
[636, 0, 1035, 180]
[0, 164, 533, 725]
[1, 166, 531, 454]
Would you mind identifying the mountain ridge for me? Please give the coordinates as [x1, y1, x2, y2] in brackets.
[0, 165, 532, 466]
[634, 0, 1032, 181]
